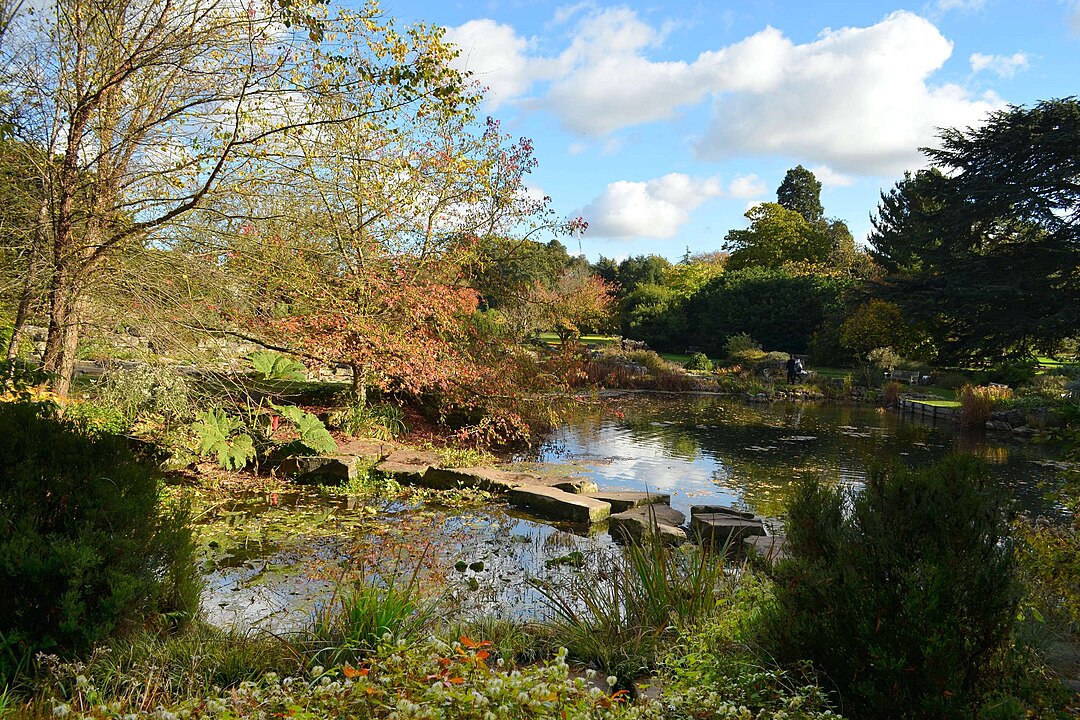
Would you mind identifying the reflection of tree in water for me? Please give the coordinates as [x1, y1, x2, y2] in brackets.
[547, 395, 1066, 519]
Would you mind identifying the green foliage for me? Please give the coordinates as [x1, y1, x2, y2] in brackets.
[63, 399, 130, 435]
[272, 403, 337, 455]
[958, 383, 1014, 427]
[683, 352, 713, 372]
[0, 402, 198, 685]
[776, 165, 824, 223]
[977, 359, 1038, 387]
[95, 363, 196, 427]
[759, 456, 1021, 719]
[0, 358, 52, 401]
[327, 401, 408, 441]
[723, 332, 760, 357]
[724, 203, 833, 271]
[619, 283, 687, 350]
[688, 266, 852, 357]
[532, 536, 727, 684]
[193, 409, 257, 470]
[870, 100, 1080, 364]
[249, 351, 308, 381]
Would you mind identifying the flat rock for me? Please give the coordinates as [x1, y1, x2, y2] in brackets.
[690, 504, 755, 520]
[553, 479, 600, 494]
[421, 466, 539, 493]
[509, 485, 612, 524]
[383, 449, 442, 467]
[280, 455, 358, 484]
[742, 535, 789, 563]
[691, 513, 765, 549]
[589, 491, 671, 513]
[335, 438, 396, 461]
[609, 505, 686, 545]
[376, 460, 429, 484]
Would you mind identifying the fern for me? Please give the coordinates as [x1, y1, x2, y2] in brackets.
[249, 351, 307, 381]
[193, 409, 256, 470]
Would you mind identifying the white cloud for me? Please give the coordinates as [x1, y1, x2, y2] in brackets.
[809, 165, 856, 188]
[1068, 1, 1080, 35]
[931, 0, 987, 13]
[444, 9, 1004, 176]
[970, 52, 1029, 78]
[727, 174, 766, 199]
[694, 11, 1005, 174]
[580, 173, 722, 239]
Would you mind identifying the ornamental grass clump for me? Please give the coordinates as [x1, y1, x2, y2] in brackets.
[958, 383, 1014, 427]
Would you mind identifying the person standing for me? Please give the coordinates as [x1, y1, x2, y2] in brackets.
[786, 354, 797, 384]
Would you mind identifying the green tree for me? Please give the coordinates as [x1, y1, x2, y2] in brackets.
[868, 99, 1080, 363]
[776, 164, 824, 223]
[724, 203, 833, 271]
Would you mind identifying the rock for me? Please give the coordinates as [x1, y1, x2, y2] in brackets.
[421, 466, 538, 493]
[508, 485, 612, 524]
[691, 513, 765, 549]
[690, 504, 755, 520]
[335, 438, 396, 461]
[588, 491, 671, 513]
[609, 505, 686, 546]
[280, 455, 358, 484]
[985, 420, 1012, 432]
[383, 449, 442, 467]
[553, 478, 600, 494]
[377, 460, 429, 484]
[1011, 425, 1038, 437]
[742, 535, 789, 563]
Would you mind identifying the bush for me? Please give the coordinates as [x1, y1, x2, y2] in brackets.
[683, 352, 713, 373]
[758, 456, 1020, 719]
[978, 360, 1038, 388]
[724, 332, 761, 357]
[0, 402, 198, 683]
[96, 363, 197, 428]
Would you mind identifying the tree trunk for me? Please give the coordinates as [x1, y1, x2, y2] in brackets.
[349, 362, 368, 407]
[6, 199, 50, 361]
[41, 265, 83, 398]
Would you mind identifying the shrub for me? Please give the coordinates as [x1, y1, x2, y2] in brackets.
[683, 352, 713, 373]
[326, 401, 408, 441]
[958, 383, 1014, 427]
[724, 332, 761, 357]
[978, 360, 1038, 388]
[758, 456, 1020, 719]
[96, 363, 196, 427]
[935, 371, 972, 390]
[881, 380, 902, 407]
[0, 402, 198, 684]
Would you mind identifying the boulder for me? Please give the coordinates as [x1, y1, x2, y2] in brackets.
[553, 478, 600, 494]
[589, 491, 671, 513]
[742, 535, 789, 563]
[609, 505, 686, 546]
[375, 449, 442, 484]
[985, 420, 1012, 432]
[691, 513, 765, 549]
[280, 455, 358, 484]
[690, 504, 755, 520]
[509, 485, 612, 524]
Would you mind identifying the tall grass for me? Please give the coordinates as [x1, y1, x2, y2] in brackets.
[306, 548, 443, 666]
[530, 533, 729, 684]
[958, 383, 1014, 427]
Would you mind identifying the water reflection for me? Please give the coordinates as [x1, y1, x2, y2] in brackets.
[523, 393, 1066, 520]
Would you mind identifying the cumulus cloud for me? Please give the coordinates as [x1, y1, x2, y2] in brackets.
[694, 11, 1004, 174]
[444, 8, 1004, 175]
[810, 165, 856, 188]
[580, 173, 722, 239]
[970, 52, 1029, 77]
[727, 174, 767, 199]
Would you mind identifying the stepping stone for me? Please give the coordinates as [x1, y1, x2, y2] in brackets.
[376, 449, 442, 484]
[553, 479, 600, 494]
[689, 504, 755, 520]
[280, 455, 358, 484]
[742, 535, 789, 563]
[691, 513, 765, 549]
[509, 485, 612, 524]
[335, 438, 396, 461]
[589, 491, 671, 513]
[422, 467, 539, 493]
[609, 505, 686, 546]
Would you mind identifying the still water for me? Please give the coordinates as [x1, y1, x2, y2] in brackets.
[200, 394, 1069, 631]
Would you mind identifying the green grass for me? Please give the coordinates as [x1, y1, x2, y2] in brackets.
[913, 398, 961, 407]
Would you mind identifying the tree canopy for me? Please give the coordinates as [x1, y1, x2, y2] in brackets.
[869, 98, 1080, 363]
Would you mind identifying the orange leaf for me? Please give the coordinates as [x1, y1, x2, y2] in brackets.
[460, 636, 479, 649]
[342, 664, 367, 679]
[475, 650, 490, 662]
[448, 677, 465, 684]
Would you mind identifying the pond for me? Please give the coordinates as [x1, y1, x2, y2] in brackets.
[199, 393, 1070, 632]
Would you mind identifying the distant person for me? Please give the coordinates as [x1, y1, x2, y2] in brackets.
[794, 357, 804, 382]
[786, 354, 797, 384]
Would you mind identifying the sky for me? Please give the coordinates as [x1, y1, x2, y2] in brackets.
[385, 0, 1079, 262]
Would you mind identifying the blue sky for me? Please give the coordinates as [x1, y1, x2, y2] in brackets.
[387, 0, 1079, 261]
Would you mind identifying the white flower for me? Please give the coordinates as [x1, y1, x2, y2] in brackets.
[310, 666, 324, 677]
[607, 676, 618, 688]
[51, 704, 71, 718]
